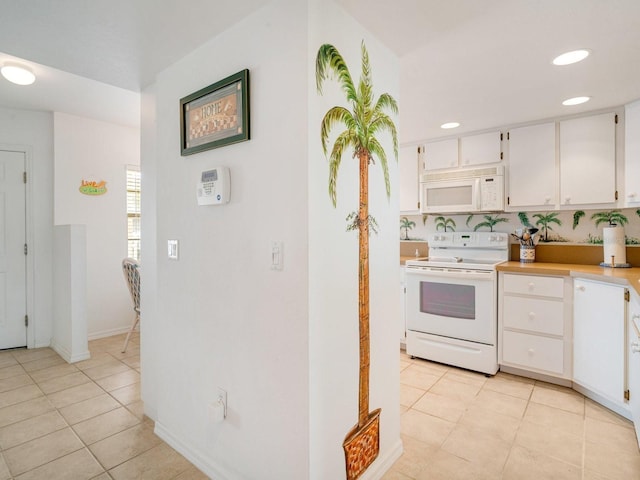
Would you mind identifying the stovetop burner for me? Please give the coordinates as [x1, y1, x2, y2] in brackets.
[406, 232, 509, 270]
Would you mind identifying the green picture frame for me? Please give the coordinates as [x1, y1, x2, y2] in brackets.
[180, 69, 250, 156]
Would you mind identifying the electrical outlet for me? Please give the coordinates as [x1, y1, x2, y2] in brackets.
[217, 387, 227, 418]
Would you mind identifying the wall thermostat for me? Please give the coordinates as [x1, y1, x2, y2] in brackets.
[197, 166, 230, 205]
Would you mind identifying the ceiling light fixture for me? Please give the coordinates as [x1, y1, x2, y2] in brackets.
[1, 62, 36, 85]
[440, 122, 460, 129]
[562, 96, 591, 106]
[553, 49, 590, 66]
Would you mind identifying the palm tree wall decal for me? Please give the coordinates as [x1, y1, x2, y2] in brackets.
[316, 40, 398, 480]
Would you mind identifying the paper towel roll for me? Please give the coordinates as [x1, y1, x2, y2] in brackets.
[603, 226, 626, 265]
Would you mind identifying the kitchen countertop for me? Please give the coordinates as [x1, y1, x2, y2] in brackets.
[497, 261, 640, 296]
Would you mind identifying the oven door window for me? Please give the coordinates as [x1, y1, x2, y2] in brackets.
[420, 282, 475, 320]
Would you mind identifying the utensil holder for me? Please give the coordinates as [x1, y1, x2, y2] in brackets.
[520, 245, 535, 263]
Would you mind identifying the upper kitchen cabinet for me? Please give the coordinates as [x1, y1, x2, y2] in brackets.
[625, 100, 640, 207]
[459, 131, 502, 167]
[399, 144, 421, 213]
[559, 112, 617, 206]
[506, 122, 556, 208]
[422, 138, 458, 171]
[423, 131, 501, 171]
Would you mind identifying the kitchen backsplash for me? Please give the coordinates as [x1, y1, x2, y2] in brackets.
[400, 208, 640, 245]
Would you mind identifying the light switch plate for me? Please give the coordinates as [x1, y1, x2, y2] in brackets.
[167, 240, 179, 260]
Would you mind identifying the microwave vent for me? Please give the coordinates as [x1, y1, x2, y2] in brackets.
[422, 165, 503, 182]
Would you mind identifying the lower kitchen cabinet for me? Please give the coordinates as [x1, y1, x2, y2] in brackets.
[628, 288, 640, 446]
[573, 278, 630, 418]
[399, 266, 406, 347]
[498, 272, 573, 382]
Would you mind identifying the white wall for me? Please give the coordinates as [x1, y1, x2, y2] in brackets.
[308, 2, 402, 478]
[143, 0, 310, 478]
[52, 224, 90, 363]
[0, 106, 54, 348]
[140, 84, 159, 421]
[53, 112, 140, 339]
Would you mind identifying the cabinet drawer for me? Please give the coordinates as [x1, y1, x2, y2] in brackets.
[503, 296, 564, 336]
[503, 274, 564, 298]
[502, 330, 564, 374]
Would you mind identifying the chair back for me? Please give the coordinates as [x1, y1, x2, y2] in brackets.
[122, 258, 141, 313]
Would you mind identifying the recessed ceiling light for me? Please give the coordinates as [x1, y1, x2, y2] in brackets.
[440, 122, 460, 129]
[1, 63, 36, 85]
[553, 49, 590, 66]
[562, 96, 591, 106]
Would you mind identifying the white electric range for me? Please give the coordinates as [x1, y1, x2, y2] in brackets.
[404, 232, 509, 375]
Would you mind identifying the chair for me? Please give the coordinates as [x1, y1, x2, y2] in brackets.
[121, 258, 140, 353]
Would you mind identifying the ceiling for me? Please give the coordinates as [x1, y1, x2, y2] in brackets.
[0, 0, 639, 138]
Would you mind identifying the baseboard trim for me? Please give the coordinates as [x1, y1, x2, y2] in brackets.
[50, 340, 90, 364]
[359, 438, 404, 480]
[88, 325, 133, 341]
[154, 421, 238, 480]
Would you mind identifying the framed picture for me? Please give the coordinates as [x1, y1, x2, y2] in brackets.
[180, 69, 250, 156]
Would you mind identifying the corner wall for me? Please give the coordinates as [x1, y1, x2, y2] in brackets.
[53, 112, 140, 339]
[308, 2, 402, 478]
[144, 1, 310, 478]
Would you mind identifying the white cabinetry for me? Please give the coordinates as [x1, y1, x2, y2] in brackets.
[459, 131, 502, 167]
[506, 122, 556, 208]
[628, 288, 640, 447]
[423, 138, 457, 171]
[625, 100, 640, 206]
[559, 113, 617, 206]
[399, 266, 406, 347]
[573, 278, 630, 418]
[423, 131, 501, 171]
[399, 145, 420, 213]
[499, 273, 572, 380]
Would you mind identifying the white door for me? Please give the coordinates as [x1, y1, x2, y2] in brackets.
[559, 113, 616, 206]
[405, 269, 496, 344]
[507, 122, 556, 208]
[0, 150, 27, 349]
[573, 279, 626, 409]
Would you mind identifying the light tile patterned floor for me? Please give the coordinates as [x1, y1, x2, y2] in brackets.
[0, 333, 208, 480]
[2, 339, 639, 479]
[384, 351, 640, 480]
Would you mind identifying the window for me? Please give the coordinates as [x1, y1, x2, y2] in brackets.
[126, 166, 141, 260]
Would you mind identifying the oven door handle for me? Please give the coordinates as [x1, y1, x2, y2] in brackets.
[406, 268, 494, 280]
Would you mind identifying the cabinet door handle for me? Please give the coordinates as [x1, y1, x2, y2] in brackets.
[528, 282, 535, 290]
[576, 285, 586, 292]
[632, 342, 640, 354]
[528, 312, 536, 320]
[528, 348, 535, 355]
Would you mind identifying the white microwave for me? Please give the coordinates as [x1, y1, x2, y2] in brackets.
[420, 165, 504, 214]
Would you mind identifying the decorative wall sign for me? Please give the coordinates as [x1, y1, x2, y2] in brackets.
[180, 69, 250, 156]
[79, 180, 107, 196]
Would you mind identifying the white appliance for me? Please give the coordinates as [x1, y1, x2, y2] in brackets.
[405, 232, 508, 375]
[420, 165, 504, 214]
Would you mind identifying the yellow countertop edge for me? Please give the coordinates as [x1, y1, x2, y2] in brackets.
[497, 261, 640, 296]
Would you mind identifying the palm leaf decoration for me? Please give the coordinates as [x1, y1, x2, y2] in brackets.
[473, 215, 508, 232]
[533, 212, 562, 241]
[435, 216, 456, 232]
[573, 210, 585, 230]
[591, 210, 628, 228]
[517, 212, 531, 227]
[400, 217, 416, 240]
[316, 40, 398, 479]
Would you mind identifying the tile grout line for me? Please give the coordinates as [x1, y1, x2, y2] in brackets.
[0, 344, 147, 479]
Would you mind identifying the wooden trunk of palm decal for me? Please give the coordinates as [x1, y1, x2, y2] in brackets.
[315, 41, 398, 480]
